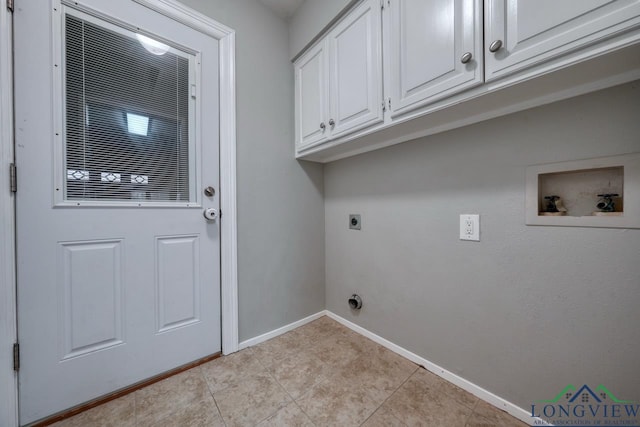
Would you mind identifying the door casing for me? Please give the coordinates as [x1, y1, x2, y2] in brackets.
[0, 1, 18, 427]
[0, 1, 238, 425]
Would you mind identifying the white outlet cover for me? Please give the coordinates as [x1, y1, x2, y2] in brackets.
[460, 214, 480, 241]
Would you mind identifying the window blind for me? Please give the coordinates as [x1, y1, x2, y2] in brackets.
[64, 13, 193, 203]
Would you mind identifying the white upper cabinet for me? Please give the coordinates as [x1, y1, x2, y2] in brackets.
[295, 42, 328, 149]
[485, 0, 640, 80]
[294, 0, 640, 161]
[294, 0, 382, 150]
[386, 0, 483, 117]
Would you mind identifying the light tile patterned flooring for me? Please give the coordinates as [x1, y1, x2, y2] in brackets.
[52, 316, 527, 426]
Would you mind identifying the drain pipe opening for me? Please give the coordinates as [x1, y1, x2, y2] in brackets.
[348, 294, 363, 310]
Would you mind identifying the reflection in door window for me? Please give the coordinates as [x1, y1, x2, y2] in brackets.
[64, 13, 194, 202]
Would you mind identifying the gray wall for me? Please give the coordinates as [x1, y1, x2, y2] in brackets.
[178, 0, 325, 342]
[288, 0, 351, 59]
[324, 82, 640, 410]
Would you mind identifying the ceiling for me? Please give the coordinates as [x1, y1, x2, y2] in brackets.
[258, 0, 305, 19]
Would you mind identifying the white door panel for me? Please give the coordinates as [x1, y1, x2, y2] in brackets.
[15, 0, 221, 423]
[388, 0, 483, 117]
[328, 0, 383, 137]
[295, 42, 328, 149]
[485, 0, 640, 79]
[515, 0, 610, 41]
[403, 0, 456, 89]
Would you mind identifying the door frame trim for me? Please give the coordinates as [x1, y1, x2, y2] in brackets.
[0, 1, 18, 426]
[0, 1, 237, 425]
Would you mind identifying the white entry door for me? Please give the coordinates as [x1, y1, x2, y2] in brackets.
[14, 1, 221, 423]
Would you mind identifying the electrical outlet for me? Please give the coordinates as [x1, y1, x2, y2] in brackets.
[460, 214, 480, 241]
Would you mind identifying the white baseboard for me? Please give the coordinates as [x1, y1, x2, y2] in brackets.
[325, 311, 549, 426]
[237, 311, 326, 350]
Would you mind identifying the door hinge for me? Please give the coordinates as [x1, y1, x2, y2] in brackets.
[13, 343, 19, 371]
[382, 100, 386, 112]
[6, 0, 13, 12]
[9, 163, 16, 193]
[387, 98, 392, 111]
[219, 209, 222, 219]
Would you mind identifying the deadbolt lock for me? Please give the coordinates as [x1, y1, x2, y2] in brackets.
[204, 186, 215, 197]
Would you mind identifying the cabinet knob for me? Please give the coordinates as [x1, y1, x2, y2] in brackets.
[460, 52, 473, 64]
[489, 40, 503, 53]
[320, 122, 326, 130]
[329, 119, 335, 127]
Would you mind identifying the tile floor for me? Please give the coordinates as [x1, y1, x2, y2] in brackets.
[51, 316, 528, 427]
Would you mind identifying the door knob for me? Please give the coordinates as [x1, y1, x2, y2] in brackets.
[328, 118, 335, 127]
[460, 52, 473, 64]
[203, 208, 218, 221]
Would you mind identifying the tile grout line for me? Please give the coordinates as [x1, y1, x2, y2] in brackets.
[240, 345, 315, 427]
[133, 391, 138, 427]
[199, 364, 228, 427]
[248, 322, 335, 426]
[287, 364, 334, 427]
[266, 370, 317, 427]
[358, 364, 419, 426]
[278, 370, 319, 427]
[292, 400, 317, 427]
[465, 397, 482, 426]
[463, 405, 475, 427]
[242, 346, 280, 423]
[252, 341, 320, 426]
[307, 316, 416, 426]
[413, 366, 481, 426]
[254, 369, 297, 426]
[375, 366, 418, 426]
[133, 390, 136, 426]
[292, 328, 363, 424]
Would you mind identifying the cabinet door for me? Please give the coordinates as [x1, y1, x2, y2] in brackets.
[295, 41, 329, 149]
[327, 0, 383, 138]
[387, 0, 483, 117]
[485, 0, 640, 80]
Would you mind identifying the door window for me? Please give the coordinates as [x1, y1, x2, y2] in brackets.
[62, 11, 197, 204]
